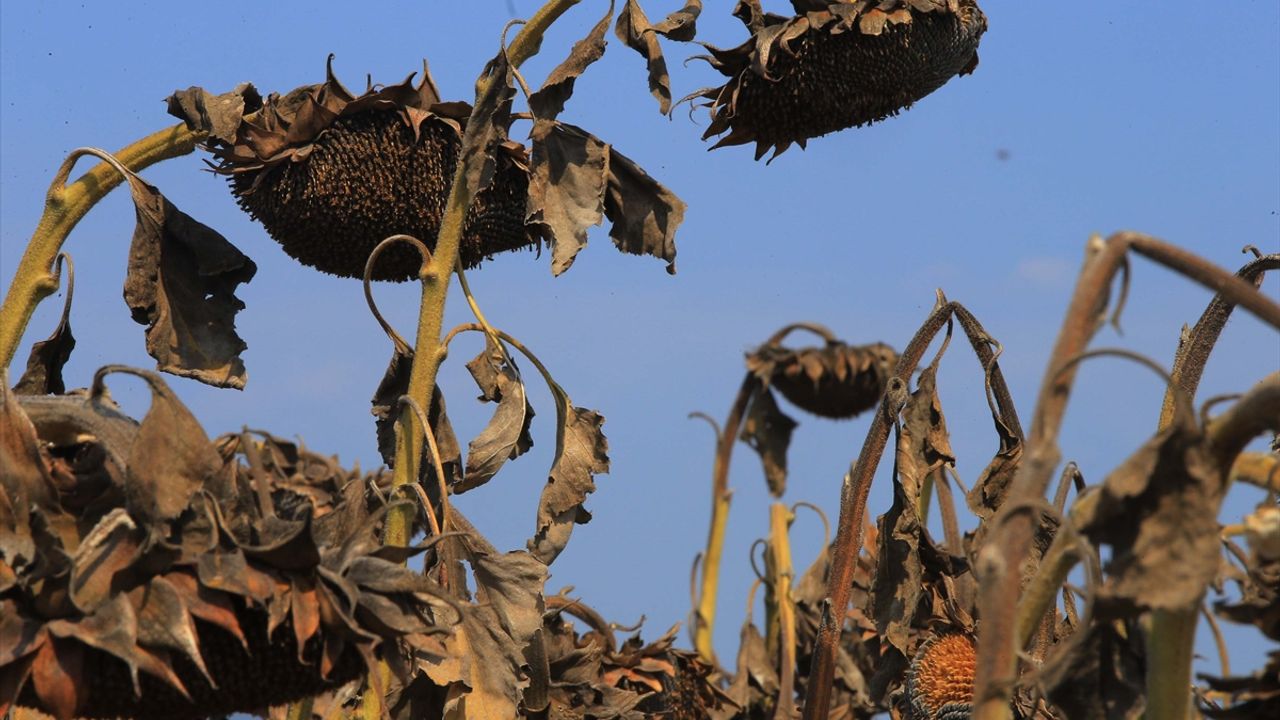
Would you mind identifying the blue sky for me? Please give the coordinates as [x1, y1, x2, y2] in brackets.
[3, 0, 1278, 685]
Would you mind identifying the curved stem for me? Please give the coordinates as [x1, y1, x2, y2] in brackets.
[973, 233, 1280, 720]
[0, 123, 204, 369]
[363, 4, 581, 716]
[693, 373, 758, 665]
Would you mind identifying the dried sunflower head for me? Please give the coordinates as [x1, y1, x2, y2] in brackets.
[170, 59, 536, 282]
[746, 330, 897, 419]
[696, 0, 987, 159]
[904, 632, 976, 720]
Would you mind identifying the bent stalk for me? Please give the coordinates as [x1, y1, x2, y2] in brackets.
[0, 124, 204, 368]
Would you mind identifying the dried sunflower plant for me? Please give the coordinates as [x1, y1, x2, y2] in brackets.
[1, 2, 1277, 720]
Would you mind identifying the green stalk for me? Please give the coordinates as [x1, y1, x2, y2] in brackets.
[0, 123, 204, 368]
[361, 2, 581, 717]
[767, 502, 798, 719]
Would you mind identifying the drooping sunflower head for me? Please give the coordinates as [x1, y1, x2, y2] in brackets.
[172, 58, 537, 281]
[746, 331, 898, 419]
[697, 0, 987, 159]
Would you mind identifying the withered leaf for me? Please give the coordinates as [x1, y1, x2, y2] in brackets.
[739, 387, 797, 497]
[68, 508, 142, 613]
[435, 548, 548, 718]
[460, 339, 534, 492]
[31, 638, 83, 720]
[603, 142, 684, 274]
[47, 593, 189, 699]
[872, 360, 953, 657]
[615, 0, 702, 114]
[1040, 619, 1145, 720]
[121, 173, 255, 389]
[1075, 399, 1221, 614]
[529, 396, 610, 565]
[131, 575, 213, 686]
[165, 83, 262, 145]
[14, 255, 75, 396]
[527, 121, 609, 276]
[528, 0, 614, 122]
[0, 378, 57, 521]
[460, 41, 516, 196]
[370, 345, 460, 481]
[93, 367, 220, 525]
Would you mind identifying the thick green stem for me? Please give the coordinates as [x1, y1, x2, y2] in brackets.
[693, 374, 758, 665]
[0, 123, 203, 369]
[362, 2, 581, 717]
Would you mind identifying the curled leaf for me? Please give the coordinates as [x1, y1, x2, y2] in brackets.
[616, 0, 702, 114]
[14, 254, 76, 396]
[460, 339, 534, 492]
[122, 173, 256, 389]
[739, 387, 797, 497]
[529, 395, 610, 565]
[92, 366, 220, 525]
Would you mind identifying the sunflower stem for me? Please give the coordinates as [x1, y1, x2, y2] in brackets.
[0, 123, 204, 371]
[364, 1, 582, 717]
[693, 374, 758, 665]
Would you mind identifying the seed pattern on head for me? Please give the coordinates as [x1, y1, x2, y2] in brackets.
[696, 1, 987, 160]
[185, 60, 539, 281]
[906, 632, 977, 720]
[230, 111, 533, 281]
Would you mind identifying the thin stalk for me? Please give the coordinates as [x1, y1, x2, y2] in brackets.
[694, 373, 759, 665]
[973, 233, 1280, 720]
[801, 301, 953, 720]
[0, 124, 204, 368]
[1230, 452, 1280, 492]
[768, 502, 798, 720]
[362, 2, 581, 717]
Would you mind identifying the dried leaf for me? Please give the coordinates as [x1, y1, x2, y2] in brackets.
[527, 121, 609, 276]
[528, 1, 614, 122]
[528, 397, 610, 565]
[94, 367, 220, 525]
[0, 379, 57, 521]
[616, 0, 702, 113]
[370, 345, 460, 481]
[131, 575, 213, 686]
[30, 638, 83, 720]
[68, 508, 142, 613]
[165, 83, 262, 145]
[739, 388, 797, 496]
[602, 142, 684, 274]
[439, 548, 548, 718]
[1040, 619, 1145, 720]
[122, 174, 255, 389]
[460, 339, 534, 492]
[14, 256, 75, 395]
[460, 41, 515, 196]
[1075, 400, 1221, 614]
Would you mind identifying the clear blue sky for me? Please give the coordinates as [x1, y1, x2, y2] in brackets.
[3, 0, 1278, 684]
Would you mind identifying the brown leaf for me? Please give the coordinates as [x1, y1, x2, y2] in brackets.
[1040, 619, 1145, 720]
[167, 570, 248, 651]
[615, 1, 702, 114]
[370, 346, 460, 481]
[166, 83, 262, 145]
[526, 121, 609, 276]
[1075, 400, 1222, 614]
[131, 575, 213, 687]
[528, 396, 610, 565]
[14, 255, 75, 395]
[603, 143, 684, 274]
[92, 366, 220, 525]
[437, 547, 547, 718]
[122, 173, 255, 389]
[739, 387, 797, 497]
[528, 1, 614, 122]
[0, 379, 57, 524]
[459, 41, 515, 196]
[460, 339, 534, 492]
[68, 508, 143, 613]
[30, 637, 83, 720]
